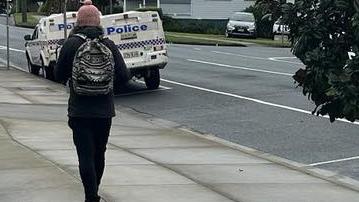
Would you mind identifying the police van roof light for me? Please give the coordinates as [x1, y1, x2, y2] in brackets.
[124, 14, 129, 19]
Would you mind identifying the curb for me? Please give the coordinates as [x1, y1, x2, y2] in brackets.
[166, 33, 249, 47]
[14, 23, 36, 29]
[166, 40, 247, 47]
[166, 33, 292, 48]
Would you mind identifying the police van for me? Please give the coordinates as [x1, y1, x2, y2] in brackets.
[24, 12, 78, 80]
[24, 11, 168, 89]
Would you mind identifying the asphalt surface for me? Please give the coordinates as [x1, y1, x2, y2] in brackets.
[1, 17, 359, 181]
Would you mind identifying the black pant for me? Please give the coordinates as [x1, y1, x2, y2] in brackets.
[68, 117, 112, 202]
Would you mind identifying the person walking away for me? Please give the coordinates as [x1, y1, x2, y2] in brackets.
[54, 1, 128, 201]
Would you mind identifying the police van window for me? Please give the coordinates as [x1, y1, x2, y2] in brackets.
[32, 27, 39, 39]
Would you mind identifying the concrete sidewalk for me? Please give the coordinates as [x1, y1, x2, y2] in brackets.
[1, 68, 359, 202]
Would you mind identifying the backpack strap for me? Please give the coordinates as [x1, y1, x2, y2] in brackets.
[73, 33, 88, 41]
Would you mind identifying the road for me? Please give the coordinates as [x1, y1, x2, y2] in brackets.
[1, 19, 359, 181]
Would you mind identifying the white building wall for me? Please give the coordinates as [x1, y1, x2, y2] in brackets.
[161, 4, 192, 17]
[124, 0, 255, 19]
[191, 0, 255, 19]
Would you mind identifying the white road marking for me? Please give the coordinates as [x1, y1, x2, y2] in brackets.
[212, 50, 268, 61]
[187, 59, 293, 76]
[310, 156, 359, 166]
[194, 48, 201, 51]
[211, 50, 303, 65]
[136, 80, 172, 90]
[0, 45, 26, 53]
[115, 80, 172, 96]
[268, 57, 303, 65]
[161, 78, 359, 126]
[0, 57, 27, 72]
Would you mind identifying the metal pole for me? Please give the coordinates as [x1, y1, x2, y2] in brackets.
[157, 0, 160, 8]
[143, 0, 146, 8]
[109, 0, 113, 14]
[123, 0, 127, 12]
[281, 23, 284, 47]
[6, 0, 10, 70]
[63, 0, 67, 39]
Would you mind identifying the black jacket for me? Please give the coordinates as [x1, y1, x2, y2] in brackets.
[55, 26, 128, 118]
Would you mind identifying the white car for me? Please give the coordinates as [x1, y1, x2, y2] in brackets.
[225, 12, 256, 38]
[273, 18, 290, 35]
[348, 51, 355, 60]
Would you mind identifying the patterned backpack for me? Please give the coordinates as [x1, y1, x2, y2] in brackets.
[72, 34, 115, 96]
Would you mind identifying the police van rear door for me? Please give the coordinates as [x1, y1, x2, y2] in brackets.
[102, 11, 165, 67]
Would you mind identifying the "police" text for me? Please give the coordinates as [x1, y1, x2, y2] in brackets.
[106, 24, 148, 35]
[58, 23, 76, 31]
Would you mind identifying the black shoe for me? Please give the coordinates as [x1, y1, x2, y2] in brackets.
[85, 196, 101, 202]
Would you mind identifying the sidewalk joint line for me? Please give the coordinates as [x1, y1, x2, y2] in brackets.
[108, 142, 241, 202]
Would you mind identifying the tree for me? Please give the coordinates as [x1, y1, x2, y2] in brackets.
[40, 0, 117, 14]
[282, 0, 358, 122]
[253, 0, 285, 38]
[21, 0, 27, 23]
[40, 0, 80, 14]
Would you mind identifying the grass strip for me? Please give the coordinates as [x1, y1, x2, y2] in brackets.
[166, 34, 247, 47]
[14, 12, 39, 28]
[166, 32, 291, 48]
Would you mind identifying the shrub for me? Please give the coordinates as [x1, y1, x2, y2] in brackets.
[103, 5, 123, 15]
[246, 0, 283, 38]
[283, 0, 358, 122]
[163, 17, 227, 35]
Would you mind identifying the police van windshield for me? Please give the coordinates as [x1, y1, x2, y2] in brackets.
[230, 13, 255, 22]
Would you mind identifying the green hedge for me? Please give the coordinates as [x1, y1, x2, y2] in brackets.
[14, 12, 39, 28]
[103, 5, 123, 15]
[135, 7, 227, 35]
[163, 17, 227, 35]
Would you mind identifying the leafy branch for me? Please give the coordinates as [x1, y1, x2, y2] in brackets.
[283, 0, 359, 122]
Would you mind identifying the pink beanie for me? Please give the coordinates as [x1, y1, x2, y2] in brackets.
[77, 0, 100, 27]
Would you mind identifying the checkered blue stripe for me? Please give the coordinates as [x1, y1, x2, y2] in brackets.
[27, 39, 63, 47]
[117, 38, 165, 50]
[28, 38, 166, 49]
[48, 39, 64, 45]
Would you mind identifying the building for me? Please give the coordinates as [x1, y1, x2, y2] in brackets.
[124, 0, 255, 19]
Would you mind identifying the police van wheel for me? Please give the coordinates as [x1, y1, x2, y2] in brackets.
[144, 69, 160, 90]
[41, 60, 55, 81]
[27, 56, 40, 75]
[45, 63, 55, 81]
[225, 31, 231, 38]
